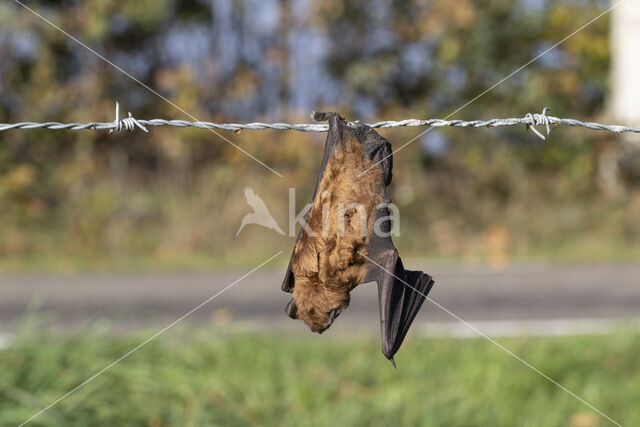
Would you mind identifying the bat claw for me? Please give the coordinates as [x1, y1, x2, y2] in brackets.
[389, 357, 397, 369]
[325, 308, 341, 328]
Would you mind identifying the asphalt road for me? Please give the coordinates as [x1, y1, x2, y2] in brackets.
[1, 261, 639, 337]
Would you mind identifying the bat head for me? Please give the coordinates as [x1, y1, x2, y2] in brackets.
[287, 279, 350, 333]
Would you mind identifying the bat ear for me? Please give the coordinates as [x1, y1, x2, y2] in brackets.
[285, 298, 298, 319]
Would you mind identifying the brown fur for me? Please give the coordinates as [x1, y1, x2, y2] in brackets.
[291, 134, 384, 332]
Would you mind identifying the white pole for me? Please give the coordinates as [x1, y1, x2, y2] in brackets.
[602, 1, 640, 197]
[610, 1, 640, 129]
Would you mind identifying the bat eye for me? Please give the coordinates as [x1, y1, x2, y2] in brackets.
[285, 299, 298, 319]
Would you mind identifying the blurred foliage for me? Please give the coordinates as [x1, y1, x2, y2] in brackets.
[1, 329, 640, 425]
[0, 0, 638, 271]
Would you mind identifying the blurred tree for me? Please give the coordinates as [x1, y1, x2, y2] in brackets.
[0, 0, 636, 269]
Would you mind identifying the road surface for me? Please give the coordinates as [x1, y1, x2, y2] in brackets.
[1, 261, 639, 338]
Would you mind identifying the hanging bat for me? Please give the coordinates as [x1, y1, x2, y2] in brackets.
[282, 112, 435, 366]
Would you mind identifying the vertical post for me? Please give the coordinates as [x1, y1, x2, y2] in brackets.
[602, 1, 640, 197]
[610, 1, 640, 132]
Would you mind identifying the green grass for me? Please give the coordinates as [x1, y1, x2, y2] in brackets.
[1, 330, 639, 426]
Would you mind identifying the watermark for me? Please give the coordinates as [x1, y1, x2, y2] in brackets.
[236, 187, 400, 238]
[236, 187, 285, 236]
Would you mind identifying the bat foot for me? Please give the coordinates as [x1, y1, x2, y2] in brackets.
[311, 111, 335, 122]
[311, 111, 342, 122]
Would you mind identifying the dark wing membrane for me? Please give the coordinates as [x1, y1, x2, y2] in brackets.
[281, 228, 301, 292]
[357, 125, 393, 186]
[375, 252, 434, 365]
[365, 206, 435, 364]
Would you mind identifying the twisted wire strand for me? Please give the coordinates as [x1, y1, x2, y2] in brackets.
[1, 104, 639, 139]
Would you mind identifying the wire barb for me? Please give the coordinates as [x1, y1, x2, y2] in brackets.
[525, 107, 552, 140]
[1, 102, 640, 137]
[109, 102, 148, 133]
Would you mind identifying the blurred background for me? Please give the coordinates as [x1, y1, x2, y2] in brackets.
[1, 0, 640, 426]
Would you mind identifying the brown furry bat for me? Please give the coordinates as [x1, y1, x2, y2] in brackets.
[282, 112, 434, 366]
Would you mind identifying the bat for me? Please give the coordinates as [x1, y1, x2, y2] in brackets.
[281, 112, 434, 366]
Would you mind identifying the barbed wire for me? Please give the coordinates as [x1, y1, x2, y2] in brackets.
[1, 103, 639, 141]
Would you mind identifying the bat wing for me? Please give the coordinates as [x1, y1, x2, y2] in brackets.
[357, 120, 434, 365]
[282, 230, 299, 294]
[369, 251, 434, 366]
[380, 264, 433, 367]
[364, 206, 434, 366]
